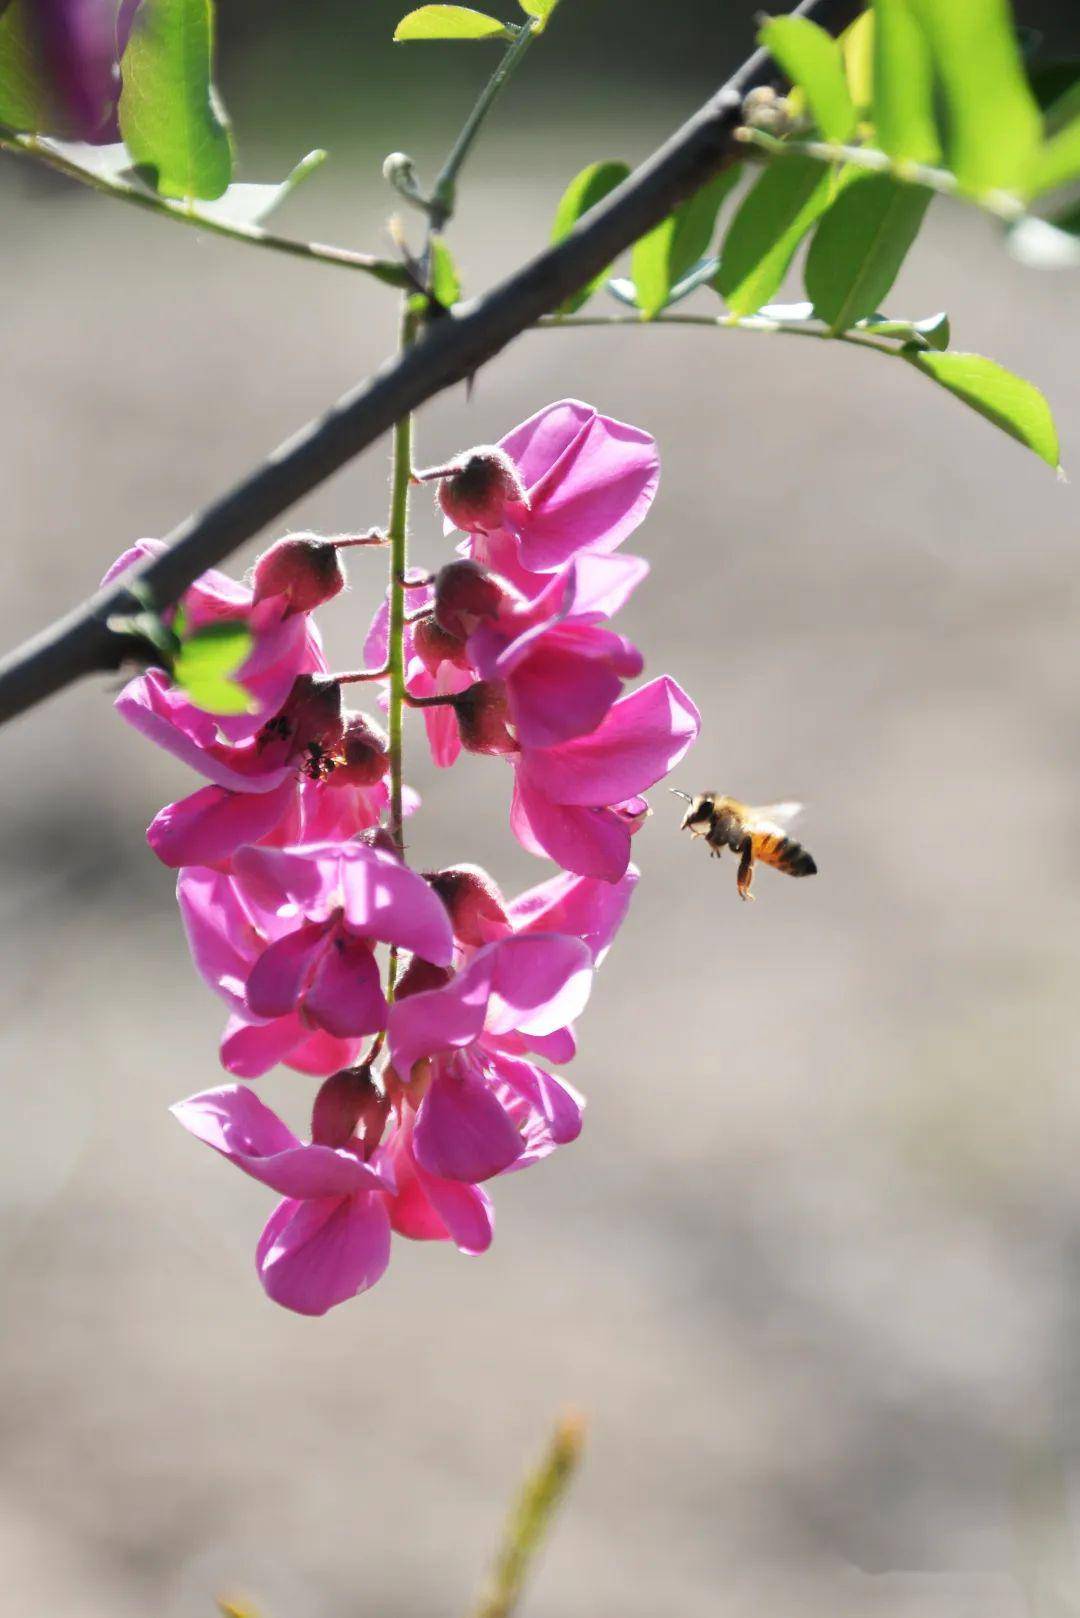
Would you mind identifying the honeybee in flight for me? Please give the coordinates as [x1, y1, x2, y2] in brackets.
[672, 792, 817, 901]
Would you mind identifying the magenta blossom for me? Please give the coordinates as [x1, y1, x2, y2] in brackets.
[510, 675, 701, 881]
[508, 863, 639, 966]
[451, 400, 659, 593]
[172, 1085, 492, 1316]
[108, 542, 328, 791]
[178, 841, 453, 1078]
[388, 933, 592, 1183]
[467, 551, 648, 749]
[364, 581, 473, 769]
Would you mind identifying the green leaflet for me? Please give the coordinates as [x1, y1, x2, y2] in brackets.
[550, 160, 630, 315]
[119, 0, 233, 201]
[429, 235, 462, 306]
[907, 350, 1059, 468]
[172, 621, 254, 715]
[805, 172, 932, 333]
[760, 16, 856, 143]
[714, 155, 839, 318]
[393, 6, 511, 40]
[872, 0, 940, 165]
[630, 166, 742, 320]
[905, 0, 1040, 194]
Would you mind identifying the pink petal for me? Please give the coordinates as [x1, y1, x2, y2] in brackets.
[504, 643, 628, 749]
[339, 845, 454, 964]
[171, 1085, 388, 1198]
[484, 933, 593, 1038]
[99, 537, 166, 587]
[285, 1027, 364, 1077]
[424, 701, 462, 769]
[115, 674, 291, 793]
[177, 867, 260, 1009]
[415, 1166, 494, 1254]
[524, 676, 700, 806]
[563, 551, 650, 620]
[413, 1063, 523, 1182]
[387, 950, 494, 1076]
[245, 920, 332, 1020]
[220, 1009, 311, 1078]
[301, 935, 387, 1039]
[488, 1051, 585, 1146]
[508, 866, 638, 963]
[510, 770, 632, 882]
[256, 1192, 392, 1315]
[147, 779, 295, 869]
[231, 844, 341, 919]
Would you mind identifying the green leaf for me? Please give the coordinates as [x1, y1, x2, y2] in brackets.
[550, 160, 630, 314]
[173, 621, 254, 715]
[714, 155, 838, 318]
[906, 351, 1059, 468]
[429, 235, 462, 306]
[804, 172, 931, 332]
[393, 6, 511, 41]
[0, 0, 50, 131]
[1007, 215, 1080, 269]
[518, 0, 558, 30]
[182, 149, 327, 228]
[839, 11, 875, 113]
[118, 0, 233, 201]
[759, 15, 856, 142]
[1026, 114, 1080, 197]
[871, 0, 940, 165]
[905, 0, 1040, 194]
[631, 166, 742, 320]
[857, 309, 950, 349]
[1029, 59, 1080, 128]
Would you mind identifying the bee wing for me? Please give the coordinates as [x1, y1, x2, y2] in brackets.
[748, 801, 803, 832]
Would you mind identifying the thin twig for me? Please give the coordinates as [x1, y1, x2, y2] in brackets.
[0, 0, 862, 727]
[429, 20, 538, 232]
[0, 130, 410, 285]
[469, 1412, 587, 1618]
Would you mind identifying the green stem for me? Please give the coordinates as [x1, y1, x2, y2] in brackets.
[428, 21, 538, 232]
[535, 309, 899, 355]
[469, 1412, 586, 1618]
[386, 303, 420, 861]
[0, 130, 408, 286]
[736, 126, 1027, 222]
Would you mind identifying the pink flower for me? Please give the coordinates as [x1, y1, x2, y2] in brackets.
[388, 933, 592, 1182]
[453, 400, 659, 592]
[510, 676, 701, 881]
[467, 551, 648, 749]
[172, 1085, 492, 1316]
[107, 541, 328, 792]
[508, 864, 639, 966]
[178, 841, 453, 1078]
[364, 582, 472, 770]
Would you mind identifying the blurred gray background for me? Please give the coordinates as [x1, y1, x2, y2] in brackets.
[4, 3, 1080, 1614]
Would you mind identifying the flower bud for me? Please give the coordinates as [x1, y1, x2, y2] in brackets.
[412, 612, 472, 677]
[416, 445, 528, 534]
[394, 956, 454, 1000]
[311, 1066, 389, 1151]
[252, 534, 346, 616]
[424, 864, 510, 946]
[433, 560, 507, 641]
[329, 712, 390, 788]
[454, 680, 517, 756]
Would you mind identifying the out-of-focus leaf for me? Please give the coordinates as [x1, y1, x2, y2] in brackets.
[429, 234, 462, 305]
[605, 276, 639, 308]
[119, 0, 232, 200]
[905, 0, 1040, 193]
[667, 253, 722, 305]
[0, 0, 52, 131]
[630, 166, 742, 319]
[872, 0, 940, 164]
[34, 135, 133, 180]
[907, 350, 1059, 467]
[184, 150, 327, 227]
[857, 310, 950, 348]
[759, 15, 856, 142]
[1026, 114, 1080, 197]
[804, 172, 931, 332]
[394, 5, 511, 40]
[715, 155, 839, 318]
[757, 300, 814, 321]
[518, 0, 557, 29]
[550, 159, 629, 314]
[1029, 58, 1080, 129]
[1007, 215, 1080, 268]
[839, 11, 874, 112]
[173, 621, 254, 715]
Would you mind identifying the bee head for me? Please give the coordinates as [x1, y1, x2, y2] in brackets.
[671, 789, 715, 834]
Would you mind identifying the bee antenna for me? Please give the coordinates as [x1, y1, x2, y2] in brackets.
[669, 788, 693, 803]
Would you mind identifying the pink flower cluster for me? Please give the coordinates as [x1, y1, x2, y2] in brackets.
[117, 400, 699, 1314]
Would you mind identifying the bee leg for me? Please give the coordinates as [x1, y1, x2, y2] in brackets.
[736, 838, 756, 901]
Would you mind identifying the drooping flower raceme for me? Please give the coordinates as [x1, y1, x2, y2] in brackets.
[118, 399, 699, 1313]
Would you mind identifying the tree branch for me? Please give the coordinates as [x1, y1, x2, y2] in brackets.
[0, 0, 861, 727]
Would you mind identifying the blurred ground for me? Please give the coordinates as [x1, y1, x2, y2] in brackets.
[3, 17, 1080, 1618]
